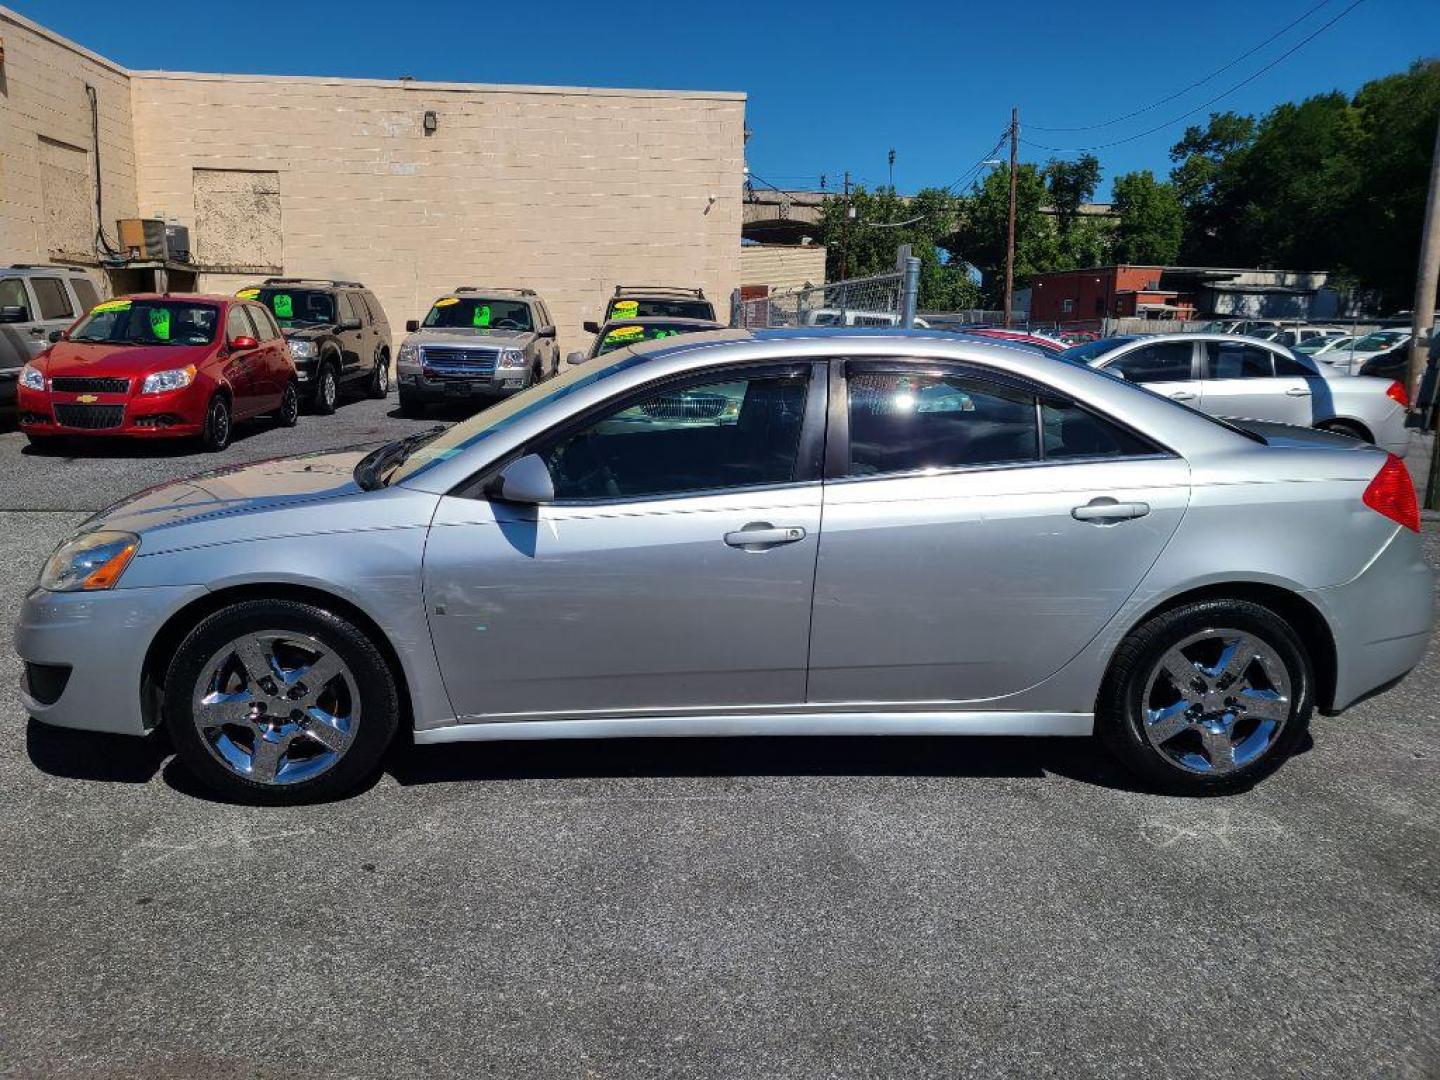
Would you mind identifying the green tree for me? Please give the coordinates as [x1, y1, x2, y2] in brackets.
[947, 165, 1056, 306]
[1111, 171, 1184, 264]
[1043, 154, 1108, 267]
[1168, 111, 1256, 264]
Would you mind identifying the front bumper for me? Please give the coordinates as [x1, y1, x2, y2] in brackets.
[17, 384, 207, 439]
[16, 583, 209, 735]
[397, 366, 530, 402]
[1306, 526, 1434, 713]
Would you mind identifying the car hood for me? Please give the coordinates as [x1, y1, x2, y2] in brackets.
[38, 341, 213, 375]
[407, 328, 536, 347]
[83, 449, 387, 553]
[282, 325, 337, 341]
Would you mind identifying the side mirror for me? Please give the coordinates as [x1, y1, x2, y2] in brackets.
[0, 305, 29, 324]
[539, 325, 557, 339]
[338, 318, 362, 331]
[566, 351, 586, 366]
[583, 320, 600, 334]
[230, 335, 258, 350]
[490, 454, 554, 505]
[48, 329, 67, 344]
[405, 319, 420, 333]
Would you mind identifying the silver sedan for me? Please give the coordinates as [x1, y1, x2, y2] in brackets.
[16, 329, 1433, 802]
[1060, 332, 1411, 455]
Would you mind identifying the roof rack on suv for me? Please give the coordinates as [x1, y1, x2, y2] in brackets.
[260, 277, 363, 288]
[8, 264, 93, 273]
[613, 285, 706, 298]
[453, 286, 537, 297]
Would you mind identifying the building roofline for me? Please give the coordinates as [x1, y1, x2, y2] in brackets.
[0, 5, 128, 76]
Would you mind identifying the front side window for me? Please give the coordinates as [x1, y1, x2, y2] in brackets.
[846, 370, 1038, 477]
[69, 299, 218, 346]
[1204, 341, 1274, 379]
[0, 278, 29, 318]
[423, 297, 533, 331]
[31, 277, 75, 320]
[536, 370, 810, 501]
[1107, 342, 1193, 384]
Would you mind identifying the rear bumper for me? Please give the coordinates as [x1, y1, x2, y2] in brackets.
[1306, 527, 1434, 712]
[16, 583, 210, 735]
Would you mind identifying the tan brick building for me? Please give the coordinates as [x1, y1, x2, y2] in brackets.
[0, 5, 745, 347]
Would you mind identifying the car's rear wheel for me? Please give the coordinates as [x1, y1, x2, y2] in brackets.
[369, 351, 390, 399]
[1097, 599, 1313, 795]
[164, 599, 400, 804]
[200, 394, 232, 452]
[276, 381, 299, 428]
[312, 358, 339, 415]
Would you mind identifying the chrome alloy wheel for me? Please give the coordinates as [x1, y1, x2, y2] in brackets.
[1141, 629, 1292, 775]
[192, 631, 360, 785]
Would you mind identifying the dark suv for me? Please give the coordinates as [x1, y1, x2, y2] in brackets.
[239, 278, 391, 413]
[583, 286, 714, 334]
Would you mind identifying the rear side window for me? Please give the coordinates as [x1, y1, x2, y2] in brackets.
[846, 371, 1038, 477]
[71, 277, 100, 312]
[337, 293, 356, 322]
[1272, 350, 1313, 377]
[246, 304, 280, 340]
[226, 306, 253, 342]
[31, 277, 75, 320]
[1041, 401, 1156, 460]
[1108, 342, 1193, 383]
[1204, 341, 1274, 379]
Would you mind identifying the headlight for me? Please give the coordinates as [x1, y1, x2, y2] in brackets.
[20, 364, 45, 391]
[397, 341, 419, 366]
[40, 531, 140, 592]
[288, 340, 316, 359]
[140, 365, 196, 395]
[497, 348, 527, 369]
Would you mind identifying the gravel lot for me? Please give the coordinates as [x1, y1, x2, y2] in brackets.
[0, 397, 1436, 1079]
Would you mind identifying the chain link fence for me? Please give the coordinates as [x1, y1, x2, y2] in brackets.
[733, 270, 907, 329]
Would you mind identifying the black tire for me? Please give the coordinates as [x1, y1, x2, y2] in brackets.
[311, 357, 340, 415]
[275, 381, 300, 428]
[200, 393, 232, 452]
[24, 433, 66, 453]
[1097, 599, 1313, 795]
[531, 363, 544, 386]
[369, 351, 391, 399]
[1317, 419, 1372, 443]
[164, 599, 401, 805]
[396, 389, 425, 418]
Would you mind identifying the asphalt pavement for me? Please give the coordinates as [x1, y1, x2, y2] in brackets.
[0, 395, 1436, 1079]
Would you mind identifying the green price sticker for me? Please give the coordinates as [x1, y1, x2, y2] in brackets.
[473, 305, 492, 327]
[149, 307, 171, 340]
[273, 294, 293, 319]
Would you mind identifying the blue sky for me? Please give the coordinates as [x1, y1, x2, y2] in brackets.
[17, 0, 1439, 198]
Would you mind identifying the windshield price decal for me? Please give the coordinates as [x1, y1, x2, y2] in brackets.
[91, 299, 131, 314]
[433, 297, 460, 307]
[235, 288, 260, 300]
[149, 308, 171, 340]
[613, 300, 639, 317]
[272, 294, 293, 319]
[605, 325, 644, 342]
[473, 305, 492, 327]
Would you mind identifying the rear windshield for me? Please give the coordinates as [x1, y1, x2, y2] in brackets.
[594, 321, 713, 356]
[607, 296, 714, 321]
[1058, 336, 1134, 366]
[69, 299, 219, 346]
[257, 288, 335, 327]
[424, 297, 533, 331]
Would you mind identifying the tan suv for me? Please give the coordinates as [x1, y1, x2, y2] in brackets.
[1, 265, 105, 405]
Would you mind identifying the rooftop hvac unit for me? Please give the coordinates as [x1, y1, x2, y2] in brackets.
[165, 223, 191, 263]
[117, 218, 168, 261]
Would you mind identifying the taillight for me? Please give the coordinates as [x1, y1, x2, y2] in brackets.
[1386, 380, 1409, 407]
[1362, 453, 1419, 532]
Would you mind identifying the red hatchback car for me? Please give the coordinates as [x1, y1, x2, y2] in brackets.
[17, 293, 299, 451]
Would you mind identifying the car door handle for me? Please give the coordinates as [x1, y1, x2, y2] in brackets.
[1169, 391, 1197, 401]
[1285, 387, 1311, 397]
[724, 523, 806, 549]
[1072, 498, 1150, 523]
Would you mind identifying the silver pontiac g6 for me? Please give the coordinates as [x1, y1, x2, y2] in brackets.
[16, 330, 1434, 802]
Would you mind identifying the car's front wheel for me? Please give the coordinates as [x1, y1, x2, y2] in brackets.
[369, 351, 391, 398]
[1097, 599, 1313, 795]
[165, 599, 400, 804]
[200, 394, 232, 452]
[276, 381, 300, 428]
[312, 358, 339, 415]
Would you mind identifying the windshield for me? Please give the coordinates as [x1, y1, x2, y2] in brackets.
[257, 288, 335, 327]
[384, 348, 658, 486]
[594, 321, 711, 357]
[69, 299, 219, 346]
[1352, 331, 1405, 351]
[607, 297, 714, 321]
[424, 297, 533, 331]
[1058, 336, 1134, 365]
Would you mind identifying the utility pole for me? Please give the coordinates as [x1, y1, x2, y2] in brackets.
[888, 148, 896, 190]
[1004, 107, 1019, 328]
[1410, 104, 1440, 507]
[840, 170, 852, 281]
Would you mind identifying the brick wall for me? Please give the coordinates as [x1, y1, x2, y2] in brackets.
[0, 7, 139, 263]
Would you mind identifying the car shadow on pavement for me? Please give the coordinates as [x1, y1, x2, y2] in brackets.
[25, 718, 173, 784]
[18, 421, 279, 459]
[383, 734, 1157, 794]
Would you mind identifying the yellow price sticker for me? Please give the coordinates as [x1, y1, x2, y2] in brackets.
[235, 288, 260, 300]
[613, 300, 639, 317]
[91, 300, 131, 314]
[606, 325, 645, 341]
[433, 297, 461, 307]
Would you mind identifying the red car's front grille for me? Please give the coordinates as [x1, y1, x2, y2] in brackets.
[53, 404, 125, 430]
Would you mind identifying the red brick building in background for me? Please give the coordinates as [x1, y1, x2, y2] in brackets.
[1027, 265, 1338, 325]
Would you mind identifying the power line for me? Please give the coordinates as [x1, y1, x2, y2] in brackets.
[1021, 0, 1368, 154]
[1029, 0, 1336, 133]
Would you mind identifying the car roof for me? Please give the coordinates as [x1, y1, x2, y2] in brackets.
[103, 292, 233, 304]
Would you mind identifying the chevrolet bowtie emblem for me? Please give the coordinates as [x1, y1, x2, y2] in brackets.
[77, 394, 98, 404]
